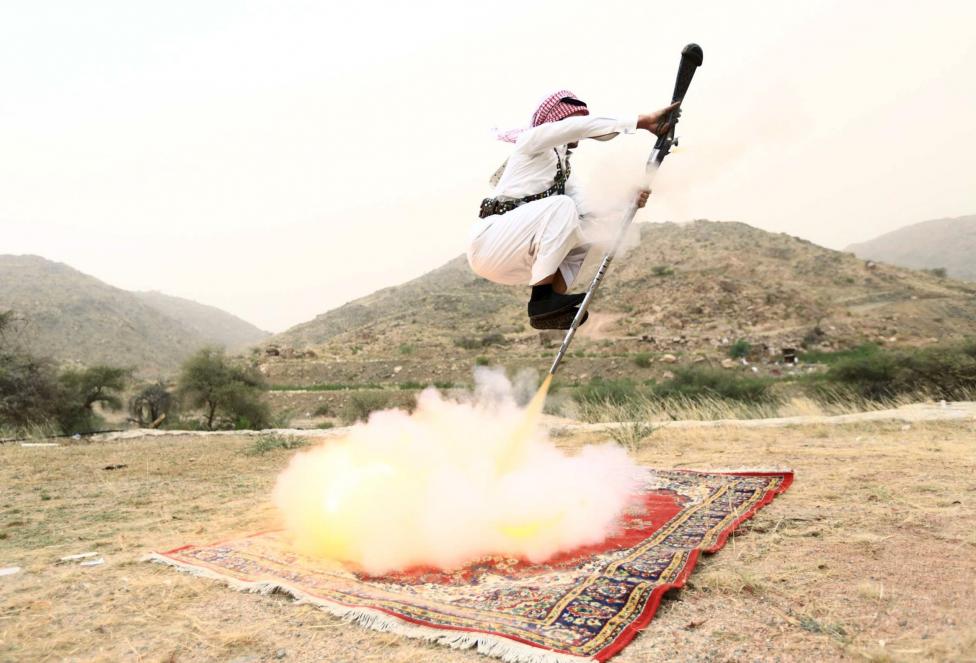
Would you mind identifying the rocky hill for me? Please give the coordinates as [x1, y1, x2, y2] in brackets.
[846, 214, 976, 282]
[134, 290, 268, 350]
[262, 220, 976, 389]
[0, 255, 262, 375]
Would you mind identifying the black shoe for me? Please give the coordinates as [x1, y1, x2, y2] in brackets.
[527, 291, 585, 320]
[529, 307, 589, 330]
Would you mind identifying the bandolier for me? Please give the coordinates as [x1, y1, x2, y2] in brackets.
[478, 149, 571, 219]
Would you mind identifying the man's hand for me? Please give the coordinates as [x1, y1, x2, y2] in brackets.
[636, 189, 651, 208]
[637, 101, 681, 137]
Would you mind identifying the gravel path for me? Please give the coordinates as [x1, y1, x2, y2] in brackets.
[48, 400, 975, 446]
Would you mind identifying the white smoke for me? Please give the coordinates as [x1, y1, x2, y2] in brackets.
[272, 368, 646, 575]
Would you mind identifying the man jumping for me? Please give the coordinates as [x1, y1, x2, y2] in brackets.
[466, 91, 679, 329]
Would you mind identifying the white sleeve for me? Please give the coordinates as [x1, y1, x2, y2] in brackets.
[565, 176, 589, 219]
[514, 115, 638, 155]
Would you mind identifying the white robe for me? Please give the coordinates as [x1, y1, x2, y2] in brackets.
[467, 114, 637, 287]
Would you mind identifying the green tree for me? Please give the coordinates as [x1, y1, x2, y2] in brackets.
[0, 351, 61, 432]
[177, 348, 270, 430]
[0, 310, 15, 341]
[56, 365, 131, 433]
[129, 381, 174, 426]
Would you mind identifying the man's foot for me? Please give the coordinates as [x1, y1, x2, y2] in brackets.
[527, 289, 585, 320]
[529, 307, 589, 330]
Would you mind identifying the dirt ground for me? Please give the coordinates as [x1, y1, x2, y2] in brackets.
[2, 417, 974, 662]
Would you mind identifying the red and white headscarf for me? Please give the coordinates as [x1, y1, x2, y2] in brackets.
[496, 90, 589, 143]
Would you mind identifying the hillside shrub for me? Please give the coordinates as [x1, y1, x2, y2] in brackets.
[574, 378, 642, 407]
[177, 347, 270, 430]
[652, 367, 775, 404]
[453, 336, 480, 350]
[341, 392, 392, 424]
[633, 352, 652, 368]
[816, 340, 976, 400]
[802, 326, 827, 348]
[728, 339, 751, 359]
[800, 343, 880, 365]
[312, 403, 334, 417]
[475, 356, 490, 366]
[652, 265, 674, 277]
[480, 333, 507, 347]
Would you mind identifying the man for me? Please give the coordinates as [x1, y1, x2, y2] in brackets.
[466, 91, 679, 329]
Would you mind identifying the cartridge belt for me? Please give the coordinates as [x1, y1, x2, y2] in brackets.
[479, 149, 570, 219]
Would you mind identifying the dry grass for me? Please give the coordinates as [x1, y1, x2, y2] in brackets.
[1, 417, 975, 662]
[574, 392, 938, 424]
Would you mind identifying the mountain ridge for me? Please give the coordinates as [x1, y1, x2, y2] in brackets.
[265, 220, 976, 389]
[846, 214, 976, 282]
[0, 254, 266, 374]
[133, 290, 269, 350]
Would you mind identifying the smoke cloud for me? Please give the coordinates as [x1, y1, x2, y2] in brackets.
[272, 368, 646, 575]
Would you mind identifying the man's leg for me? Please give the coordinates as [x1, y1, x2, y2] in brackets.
[531, 270, 567, 293]
[523, 196, 593, 329]
[466, 196, 591, 329]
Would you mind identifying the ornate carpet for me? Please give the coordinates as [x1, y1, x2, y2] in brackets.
[149, 469, 792, 662]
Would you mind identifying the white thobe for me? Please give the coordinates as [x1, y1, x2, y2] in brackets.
[467, 114, 638, 287]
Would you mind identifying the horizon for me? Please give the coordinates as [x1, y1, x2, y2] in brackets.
[5, 211, 972, 334]
[3, 1, 975, 332]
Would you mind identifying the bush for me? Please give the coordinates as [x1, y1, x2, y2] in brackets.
[800, 343, 880, 365]
[177, 347, 270, 430]
[129, 381, 173, 427]
[802, 327, 827, 348]
[652, 265, 674, 277]
[608, 421, 655, 452]
[817, 340, 976, 400]
[341, 392, 392, 424]
[480, 333, 507, 347]
[728, 339, 751, 359]
[246, 434, 307, 455]
[633, 352, 652, 368]
[312, 403, 333, 417]
[925, 267, 948, 278]
[453, 336, 481, 350]
[652, 367, 775, 404]
[574, 378, 642, 407]
[475, 355, 490, 366]
[398, 344, 414, 355]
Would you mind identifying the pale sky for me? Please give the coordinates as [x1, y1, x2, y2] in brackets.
[2, 1, 974, 332]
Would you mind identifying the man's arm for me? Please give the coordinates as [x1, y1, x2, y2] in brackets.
[514, 115, 638, 155]
[515, 102, 681, 155]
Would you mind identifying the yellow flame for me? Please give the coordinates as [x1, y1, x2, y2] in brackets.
[272, 376, 644, 574]
[498, 512, 562, 540]
[496, 373, 552, 475]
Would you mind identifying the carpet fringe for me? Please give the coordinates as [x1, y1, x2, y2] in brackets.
[143, 553, 594, 663]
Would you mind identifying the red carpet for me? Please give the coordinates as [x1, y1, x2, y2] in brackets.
[150, 468, 792, 662]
